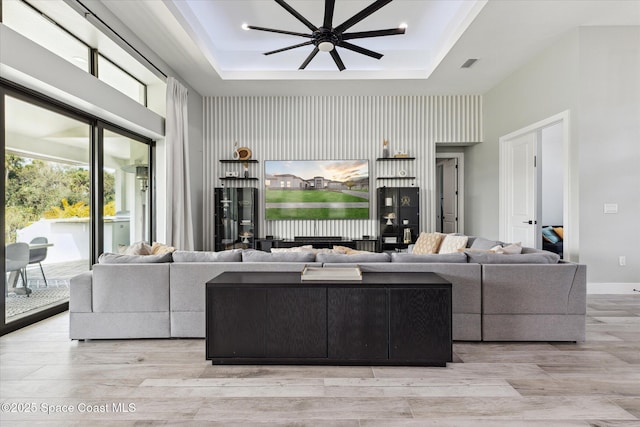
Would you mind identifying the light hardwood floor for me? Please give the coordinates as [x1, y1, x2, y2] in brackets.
[1, 294, 639, 426]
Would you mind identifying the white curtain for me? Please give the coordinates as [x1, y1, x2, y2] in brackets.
[165, 77, 194, 250]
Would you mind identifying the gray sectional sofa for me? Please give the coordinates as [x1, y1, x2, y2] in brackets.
[69, 240, 586, 342]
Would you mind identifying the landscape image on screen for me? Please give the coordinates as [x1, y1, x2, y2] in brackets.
[265, 160, 369, 220]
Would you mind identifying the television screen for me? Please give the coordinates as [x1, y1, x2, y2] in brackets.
[265, 160, 369, 220]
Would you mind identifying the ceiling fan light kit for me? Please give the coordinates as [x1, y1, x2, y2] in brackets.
[246, 0, 405, 71]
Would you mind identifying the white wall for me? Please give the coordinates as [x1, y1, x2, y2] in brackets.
[471, 26, 640, 284]
[541, 122, 564, 226]
[202, 96, 482, 250]
[577, 26, 640, 283]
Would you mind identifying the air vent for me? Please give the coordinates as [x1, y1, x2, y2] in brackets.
[461, 58, 478, 68]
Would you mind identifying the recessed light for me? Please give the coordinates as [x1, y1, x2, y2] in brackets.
[241, 23, 250, 31]
[399, 22, 408, 29]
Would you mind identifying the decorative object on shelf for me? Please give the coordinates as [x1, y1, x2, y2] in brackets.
[377, 187, 420, 251]
[403, 228, 412, 243]
[383, 139, 390, 158]
[398, 169, 407, 177]
[232, 141, 252, 161]
[394, 150, 409, 158]
[215, 188, 258, 251]
[385, 212, 396, 225]
[225, 171, 239, 177]
[385, 197, 393, 207]
[243, 161, 250, 178]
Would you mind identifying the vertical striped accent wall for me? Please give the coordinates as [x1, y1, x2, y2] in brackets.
[203, 96, 482, 250]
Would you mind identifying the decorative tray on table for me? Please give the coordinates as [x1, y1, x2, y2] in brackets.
[300, 266, 362, 281]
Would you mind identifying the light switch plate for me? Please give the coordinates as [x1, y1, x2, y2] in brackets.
[604, 203, 618, 214]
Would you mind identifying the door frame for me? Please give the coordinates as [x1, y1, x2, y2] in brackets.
[499, 110, 575, 261]
[435, 152, 464, 234]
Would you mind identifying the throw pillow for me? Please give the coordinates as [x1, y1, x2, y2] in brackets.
[412, 232, 444, 254]
[553, 227, 564, 240]
[333, 245, 370, 255]
[151, 242, 176, 255]
[470, 237, 502, 250]
[495, 242, 523, 254]
[438, 234, 469, 254]
[542, 226, 560, 244]
[119, 241, 152, 255]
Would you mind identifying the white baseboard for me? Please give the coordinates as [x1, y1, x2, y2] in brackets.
[587, 282, 640, 294]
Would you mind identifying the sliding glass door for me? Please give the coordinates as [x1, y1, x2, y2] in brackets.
[103, 128, 151, 253]
[1, 86, 154, 333]
[3, 94, 91, 325]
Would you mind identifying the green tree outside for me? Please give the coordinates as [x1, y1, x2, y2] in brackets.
[4, 154, 115, 243]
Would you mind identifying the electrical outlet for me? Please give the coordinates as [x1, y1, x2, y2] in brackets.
[619, 256, 626, 266]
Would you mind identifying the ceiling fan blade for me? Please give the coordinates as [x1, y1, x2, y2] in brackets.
[330, 49, 346, 71]
[247, 25, 312, 38]
[334, 0, 393, 34]
[275, 0, 318, 32]
[265, 41, 313, 55]
[338, 41, 383, 60]
[342, 28, 405, 40]
[299, 47, 320, 70]
[323, 0, 336, 28]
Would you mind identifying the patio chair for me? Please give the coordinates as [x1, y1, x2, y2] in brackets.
[5, 242, 31, 296]
[28, 236, 49, 287]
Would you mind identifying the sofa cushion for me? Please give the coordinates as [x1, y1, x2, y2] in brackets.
[466, 252, 560, 264]
[412, 232, 444, 254]
[172, 249, 242, 262]
[98, 252, 173, 264]
[270, 245, 313, 253]
[391, 252, 467, 263]
[316, 252, 391, 263]
[439, 234, 469, 254]
[242, 249, 316, 263]
[470, 237, 502, 250]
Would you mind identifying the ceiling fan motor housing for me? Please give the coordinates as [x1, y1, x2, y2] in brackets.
[314, 28, 340, 51]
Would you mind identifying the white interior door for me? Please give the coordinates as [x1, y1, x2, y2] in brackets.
[441, 158, 458, 233]
[501, 131, 538, 247]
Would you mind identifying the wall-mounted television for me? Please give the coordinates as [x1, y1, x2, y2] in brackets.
[264, 160, 369, 220]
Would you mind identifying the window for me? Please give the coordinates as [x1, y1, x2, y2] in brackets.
[103, 129, 150, 252]
[2, 0, 89, 71]
[3, 94, 91, 324]
[2, 0, 161, 108]
[98, 55, 146, 105]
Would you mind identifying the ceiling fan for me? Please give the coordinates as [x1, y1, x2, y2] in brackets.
[246, 0, 405, 71]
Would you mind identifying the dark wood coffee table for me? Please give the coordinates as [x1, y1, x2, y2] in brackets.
[206, 271, 452, 366]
